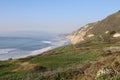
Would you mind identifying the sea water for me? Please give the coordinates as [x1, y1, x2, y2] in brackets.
[0, 35, 69, 60]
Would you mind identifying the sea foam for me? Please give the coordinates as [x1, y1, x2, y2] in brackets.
[30, 46, 53, 55]
[0, 48, 16, 54]
[42, 41, 52, 44]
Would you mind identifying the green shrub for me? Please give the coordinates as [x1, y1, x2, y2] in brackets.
[111, 74, 120, 80]
[60, 77, 69, 80]
[114, 61, 120, 67]
[110, 31, 116, 35]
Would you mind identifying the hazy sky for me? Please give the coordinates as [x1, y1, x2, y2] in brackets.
[0, 0, 120, 34]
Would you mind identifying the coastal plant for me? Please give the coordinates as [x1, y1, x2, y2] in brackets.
[96, 67, 115, 80]
[111, 74, 120, 80]
[60, 77, 69, 80]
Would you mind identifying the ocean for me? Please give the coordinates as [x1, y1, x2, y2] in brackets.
[0, 35, 69, 60]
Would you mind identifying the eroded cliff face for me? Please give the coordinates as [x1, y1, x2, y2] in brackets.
[66, 23, 96, 44]
[67, 11, 120, 44]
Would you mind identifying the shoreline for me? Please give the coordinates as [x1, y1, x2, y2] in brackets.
[0, 37, 70, 61]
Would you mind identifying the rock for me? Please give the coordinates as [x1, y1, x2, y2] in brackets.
[113, 33, 120, 38]
[103, 47, 120, 56]
[87, 34, 95, 38]
[108, 47, 120, 53]
[105, 31, 109, 34]
[8, 58, 13, 60]
[66, 23, 96, 44]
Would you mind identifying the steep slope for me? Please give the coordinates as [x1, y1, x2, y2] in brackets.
[67, 11, 120, 44]
[66, 23, 97, 44]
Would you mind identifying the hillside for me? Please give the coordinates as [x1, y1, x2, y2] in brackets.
[1, 11, 120, 80]
[67, 11, 120, 44]
[1, 39, 120, 80]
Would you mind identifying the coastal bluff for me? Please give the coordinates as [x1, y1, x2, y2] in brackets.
[67, 11, 120, 44]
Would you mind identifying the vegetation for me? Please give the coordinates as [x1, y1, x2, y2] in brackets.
[1, 11, 120, 80]
[1, 36, 120, 80]
[0, 43, 99, 80]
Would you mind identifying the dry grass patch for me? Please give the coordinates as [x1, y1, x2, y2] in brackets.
[13, 62, 36, 72]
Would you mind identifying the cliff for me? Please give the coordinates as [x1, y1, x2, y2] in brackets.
[67, 11, 120, 44]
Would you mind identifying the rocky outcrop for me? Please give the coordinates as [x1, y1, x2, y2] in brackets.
[113, 33, 120, 38]
[66, 23, 96, 44]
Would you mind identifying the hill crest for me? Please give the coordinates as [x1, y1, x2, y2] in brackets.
[67, 11, 120, 44]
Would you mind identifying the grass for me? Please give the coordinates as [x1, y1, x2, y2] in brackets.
[112, 74, 120, 80]
[97, 74, 120, 80]
[0, 40, 120, 80]
[0, 44, 100, 80]
[29, 45, 98, 69]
